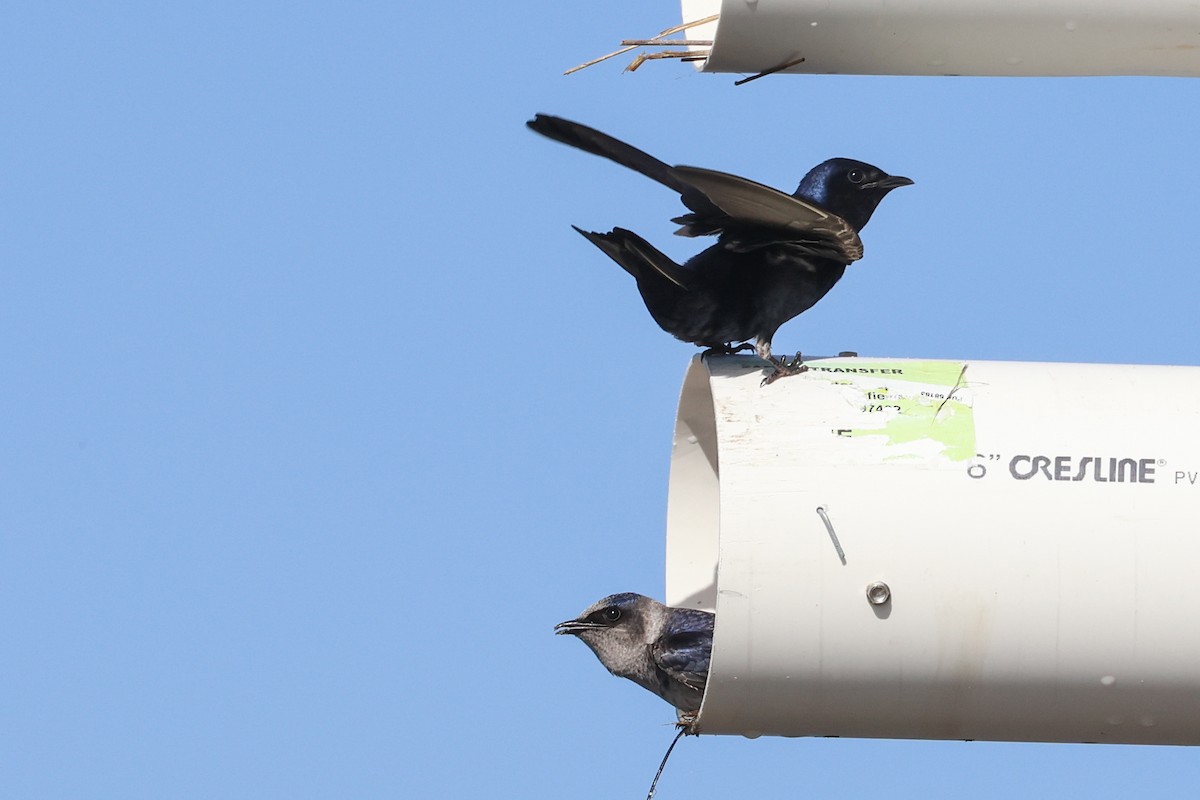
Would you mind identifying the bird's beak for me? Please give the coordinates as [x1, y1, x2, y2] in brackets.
[867, 175, 914, 190]
[554, 619, 600, 636]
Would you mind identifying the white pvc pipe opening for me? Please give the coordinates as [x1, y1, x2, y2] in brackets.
[665, 354, 1200, 744]
[679, 0, 1200, 76]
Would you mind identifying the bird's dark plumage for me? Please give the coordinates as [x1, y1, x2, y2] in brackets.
[555, 593, 714, 715]
[527, 113, 913, 383]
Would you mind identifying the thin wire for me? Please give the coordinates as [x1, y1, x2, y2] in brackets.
[816, 506, 846, 564]
[734, 54, 807, 85]
[645, 726, 689, 800]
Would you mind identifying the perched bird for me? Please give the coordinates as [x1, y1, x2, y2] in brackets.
[527, 113, 913, 384]
[555, 592, 714, 715]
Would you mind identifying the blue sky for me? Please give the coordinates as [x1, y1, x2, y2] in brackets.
[4, 3, 1200, 797]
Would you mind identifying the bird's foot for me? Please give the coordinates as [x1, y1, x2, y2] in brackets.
[675, 711, 700, 735]
[700, 342, 755, 360]
[761, 352, 808, 386]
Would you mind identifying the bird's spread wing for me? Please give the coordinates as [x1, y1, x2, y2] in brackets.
[671, 165, 865, 262]
[528, 115, 865, 264]
[527, 114, 722, 219]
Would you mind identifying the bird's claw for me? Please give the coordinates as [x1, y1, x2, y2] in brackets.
[700, 342, 756, 360]
[761, 352, 808, 386]
[675, 711, 700, 735]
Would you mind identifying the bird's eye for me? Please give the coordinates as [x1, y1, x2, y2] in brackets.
[603, 607, 622, 623]
[847, 169, 865, 184]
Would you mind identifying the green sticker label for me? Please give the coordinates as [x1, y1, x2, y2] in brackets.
[814, 360, 975, 463]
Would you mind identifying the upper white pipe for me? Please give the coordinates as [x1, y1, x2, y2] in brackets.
[681, 0, 1200, 76]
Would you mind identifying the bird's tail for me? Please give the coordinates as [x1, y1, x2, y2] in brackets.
[527, 114, 693, 197]
[572, 226, 689, 290]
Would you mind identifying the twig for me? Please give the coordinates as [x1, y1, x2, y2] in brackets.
[620, 39, 713, 46]
[626, 50, 709, 73]
[564, 44, 639, 75]
[564, 14, 719, 75]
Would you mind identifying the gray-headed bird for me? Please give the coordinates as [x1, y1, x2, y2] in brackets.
[555, 593, 714, 715]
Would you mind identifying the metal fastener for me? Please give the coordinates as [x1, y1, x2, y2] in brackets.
[865, 581, 891, 605]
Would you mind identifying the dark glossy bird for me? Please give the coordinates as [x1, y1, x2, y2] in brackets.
[527, 113, 913, 384]
[555, 592, 714, 716]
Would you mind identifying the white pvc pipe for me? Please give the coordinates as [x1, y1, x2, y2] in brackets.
[679, 0, 1200, 76]
[665, 355, 1200, 744]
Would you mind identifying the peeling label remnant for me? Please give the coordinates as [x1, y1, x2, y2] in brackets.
[814, 360, 975, 464]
